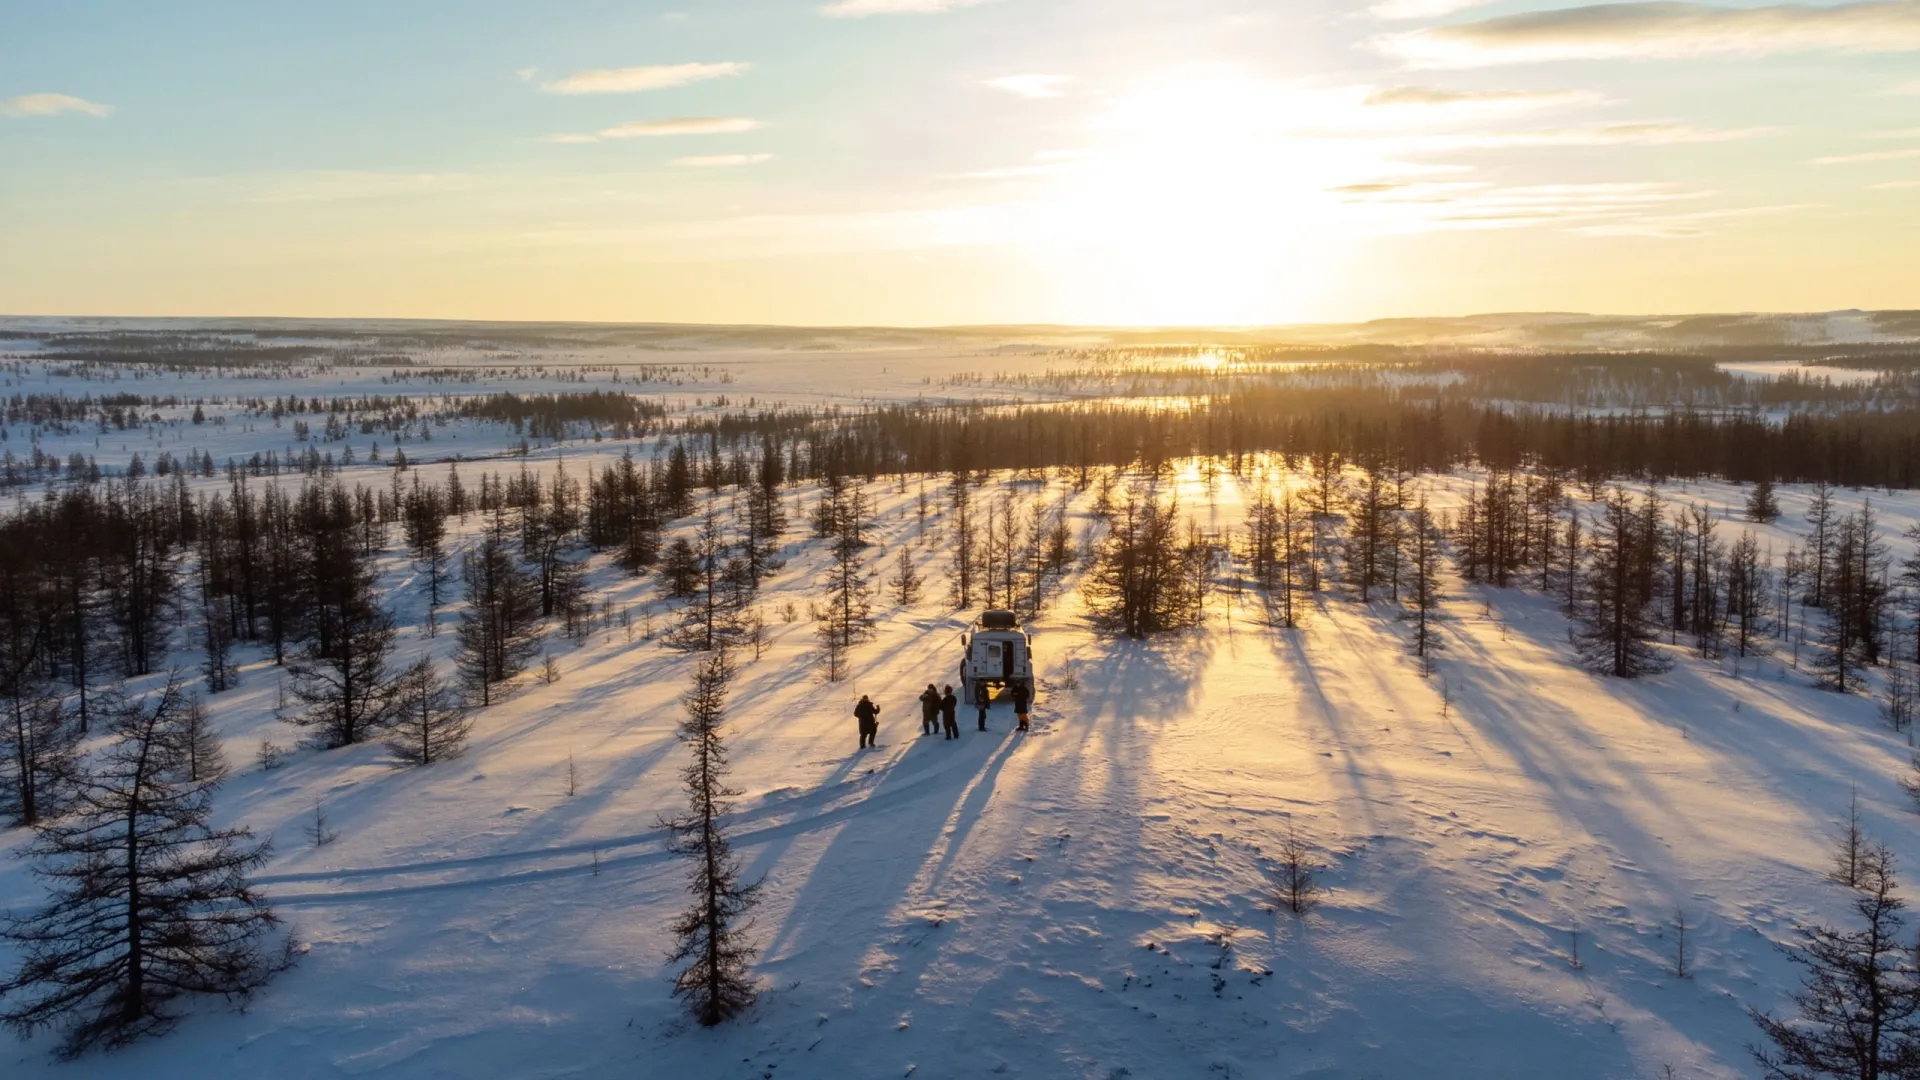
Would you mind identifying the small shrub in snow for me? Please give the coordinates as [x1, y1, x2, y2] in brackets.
[1273, 822, 1324, 917]
[256, 740, 286, 772]
[1671, 910, 1692, 979]
[1898, 762, 1920, 822]
[177, 696, 230, 785]
[1883, 665, 1917, 733]
[304, 799, 338, 848]
[1830, 790, 1867, 890]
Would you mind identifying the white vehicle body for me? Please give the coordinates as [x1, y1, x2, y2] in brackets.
[960, 610, 1034, 706]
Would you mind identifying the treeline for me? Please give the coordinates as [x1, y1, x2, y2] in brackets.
[681, 394, 1920, 491]
[453, 390, 667, 440]
[959, 345, 1920, 411]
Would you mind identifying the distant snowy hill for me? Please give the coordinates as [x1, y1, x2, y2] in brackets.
[6, 309, 1919, 354]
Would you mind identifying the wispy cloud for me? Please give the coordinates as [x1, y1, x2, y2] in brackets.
[541, 62, 749, 95]
[1362, 85, 1605, 113]
[548, 117, 763, 143]
[671, 153, 773, 167]
[1811, 147, 1920, 165]
[1484, 122, 1769, 146]
[0, 92, 112, 118]
[1870, 179, 1920, 188]
[1572, 203, 1816, 237]
[1382, 1, 1920, 67]
[603, 117, 761, 137]
[1867, 127, 1920, 139]
[1355, 121, 1775, 153]
[1327, 177, 1806, 238]
[984, 74, 1072, 99]
[821, 0, 1006, 17]
[1335, 180, 1711, 233]
[1893, 80, 1920, 94]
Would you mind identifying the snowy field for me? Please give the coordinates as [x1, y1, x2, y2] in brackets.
[2, 346, 1919, 1080]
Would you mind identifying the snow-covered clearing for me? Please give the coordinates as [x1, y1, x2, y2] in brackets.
[2, 356, 1918, 1079]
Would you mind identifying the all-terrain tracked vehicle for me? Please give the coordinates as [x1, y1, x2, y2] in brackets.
[960, 609, 1035, 707]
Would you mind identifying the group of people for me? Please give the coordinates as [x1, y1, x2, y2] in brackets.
[851, 681, 1031, 750]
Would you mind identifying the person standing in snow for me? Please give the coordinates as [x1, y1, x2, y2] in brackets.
[918, 684, 941, 737]
[855, 695, 880, 749]
[940, 685, 959, 740]
[1010, 682, 1031, 732]
[975, 685, 990, 731]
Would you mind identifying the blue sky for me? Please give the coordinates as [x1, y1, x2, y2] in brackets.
[3, 0, 1918, 324]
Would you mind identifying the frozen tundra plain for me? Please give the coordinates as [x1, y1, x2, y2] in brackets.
[0, 336, 1914, 1080]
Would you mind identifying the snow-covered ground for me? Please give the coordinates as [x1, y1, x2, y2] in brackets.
[3, 353, 1919, 1080]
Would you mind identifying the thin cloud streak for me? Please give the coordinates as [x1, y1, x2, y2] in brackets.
[541, 62, 749, 95]
[0, 92, 112, 118]
[548, 117, 764, 143]
[1811, 147, 1920, 165]
[1572, 203, 1817, 237]
[1362, 86, 1602, 109]
[1383, 1, 1920, 67]
[671, 153, 774, 167]
[1327, 177, 1806, 238]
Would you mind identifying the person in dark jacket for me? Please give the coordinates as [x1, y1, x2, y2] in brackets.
[940, 685, 959, 739]
[974, 683, 990, 731]
[1010, 682, 1031, 732]
[855, 695, 880, 749]
[918, 684, 941, 736]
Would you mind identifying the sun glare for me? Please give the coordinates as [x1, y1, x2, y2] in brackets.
[1036, 75, 1358, 327]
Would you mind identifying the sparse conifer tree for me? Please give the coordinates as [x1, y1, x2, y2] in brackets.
[285, 594, 400, 749]
[0, 678, 287, 1058]
[386, 658, 470, 766]
[889, 544, 923, 606]
[661, 650, 760, 1026]
[1407, 497, 1444, 668]
[454, 527, 544, 706]
[1752, 842, 1920, 1080]
[818, 504, 874, 681]
[172, 696, 230, 786]
[1747, 477, 1781, 524]
[1575, 490, 1670, 678]
[1, 683, 77, 829]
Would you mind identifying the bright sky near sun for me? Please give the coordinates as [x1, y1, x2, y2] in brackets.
[2, 0, 1918, 326]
